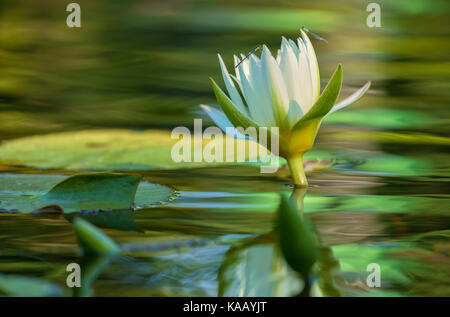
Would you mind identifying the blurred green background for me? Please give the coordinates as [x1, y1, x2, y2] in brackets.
[0, 0, 448, 139]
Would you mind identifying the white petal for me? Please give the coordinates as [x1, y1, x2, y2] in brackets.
[233, 55, 242, 81]
[279, 37, 302, 112]
[218, 54, 247, 114]
[329, 81, 371, 114]
[200, 104, 250, 140]
[248, 53, 260, 68]
[297, 38, 314, 113]
[229, 74, 242, 91]
[300, 30, 320, 102]
[237, 60, 267, 125]
[249, 55, 276, 127]
[288, 39, 300, 57]
[261, 45, 290, 127]
[239, 53, 251, 77]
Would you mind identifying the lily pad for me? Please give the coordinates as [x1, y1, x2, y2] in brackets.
[0, 173, 174, 214]
[45, 173, 141, 212]
[0, 129, 268, 171]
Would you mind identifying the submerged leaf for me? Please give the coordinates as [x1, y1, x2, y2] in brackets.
[65, 210, 140, 232]
[73, 217, 120, 254]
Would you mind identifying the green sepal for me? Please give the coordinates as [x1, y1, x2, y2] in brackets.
[293, 64, 343, 130]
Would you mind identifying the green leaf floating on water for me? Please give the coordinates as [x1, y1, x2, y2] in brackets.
[0, 129, 269, 170]
[0, 172, 174, 214]
[45, 173, 141, 212]
[73, 217, 120, 254]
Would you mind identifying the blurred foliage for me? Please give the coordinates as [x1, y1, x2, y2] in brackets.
[324, 108, 438, 130]
[0, 273, 64, 296]
[0, 0, 448, 140]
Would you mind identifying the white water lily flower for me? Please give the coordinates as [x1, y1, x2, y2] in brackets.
[202, 30, 370, 186]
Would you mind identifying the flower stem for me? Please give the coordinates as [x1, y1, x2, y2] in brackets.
[287, 155, 307, 187]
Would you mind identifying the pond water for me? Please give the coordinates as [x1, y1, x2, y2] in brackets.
[0, 0, 449, 296]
